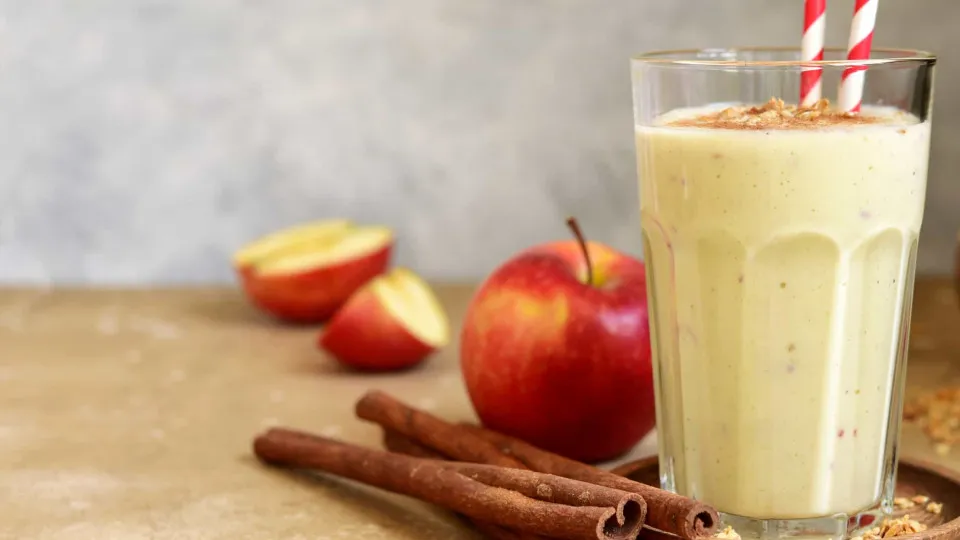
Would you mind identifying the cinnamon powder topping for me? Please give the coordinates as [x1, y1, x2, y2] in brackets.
[664, 97, 899, 130]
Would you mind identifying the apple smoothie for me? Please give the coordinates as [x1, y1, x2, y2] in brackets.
[637, 99, 930, 519]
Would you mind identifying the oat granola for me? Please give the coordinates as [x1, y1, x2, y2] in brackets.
[893, 494, 944, 516]
[893, 496, 917, 510]
[854, 515, 928, 540]
[664, 97, 894, 130]
[714, 526, 741, 539]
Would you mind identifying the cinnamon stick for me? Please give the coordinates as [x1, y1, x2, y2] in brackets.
[461, 425, 718, 540]
[254, 427, 645, 540]
[382, 427, 446, 459]
[356, 390, 526, 469]
[384, 430, 693, 540]
[355, 390, 716, 539]
[381, 429, 546, 540]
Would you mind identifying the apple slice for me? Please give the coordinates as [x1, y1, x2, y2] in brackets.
[319, 267, 449, 371]
[233, 219, 353, 273]
[236, 224, 393, 323]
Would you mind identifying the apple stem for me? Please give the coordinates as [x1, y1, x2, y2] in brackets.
[566, 217, 593, 286]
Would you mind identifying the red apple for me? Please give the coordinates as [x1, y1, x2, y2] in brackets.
[319, 268, 450, 371]
[460, 219, 654, 463]
[232, 219, 353, 273]
[235, 221, 393, 323]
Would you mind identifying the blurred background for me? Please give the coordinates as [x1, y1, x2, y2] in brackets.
[0, 0, 956, 285]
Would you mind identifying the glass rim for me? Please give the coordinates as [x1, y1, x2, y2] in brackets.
[632, 46, 936, 68]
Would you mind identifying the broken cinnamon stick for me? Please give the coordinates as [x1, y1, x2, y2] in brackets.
[254, 427, 645, 540]
[356, 390, 715, 539]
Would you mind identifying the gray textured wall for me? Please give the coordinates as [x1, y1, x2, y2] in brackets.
[0, 0, 957, 285]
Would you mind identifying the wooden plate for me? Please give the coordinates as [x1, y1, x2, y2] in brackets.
[610, 456, 960, 540]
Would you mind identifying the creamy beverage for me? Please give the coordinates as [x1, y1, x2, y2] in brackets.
[637, 99, 931, 519]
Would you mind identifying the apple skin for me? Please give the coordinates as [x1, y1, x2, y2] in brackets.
[239, 244, 391, 323]
[460, 240, 654, 463]
[318, 270, 446, 371]
[318, 287, 433, 371]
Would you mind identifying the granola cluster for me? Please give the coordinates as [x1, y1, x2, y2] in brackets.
[713, 505, 939, 540]
[666, 97, 888, 130]
[851, 515, 928, 540]
[893, 495, 943, 515]
[714, 526, 740, 539]
[903, 385, 960, 456]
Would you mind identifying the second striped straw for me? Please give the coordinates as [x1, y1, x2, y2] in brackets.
[839, 0, 880, 112]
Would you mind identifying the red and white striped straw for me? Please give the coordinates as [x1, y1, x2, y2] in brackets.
[800, 0, 826, 107]
[839, 0, 880, 112]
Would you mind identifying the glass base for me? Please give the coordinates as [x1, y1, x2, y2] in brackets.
[719, 504, 888, 540]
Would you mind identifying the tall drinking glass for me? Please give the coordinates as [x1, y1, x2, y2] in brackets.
[632, 48, 936, 538]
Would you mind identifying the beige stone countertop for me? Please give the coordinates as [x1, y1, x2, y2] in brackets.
[2, 280, 960, 539]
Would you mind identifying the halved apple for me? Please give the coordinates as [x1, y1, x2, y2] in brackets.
[233, 220, 352, 274]
[318, 268, 449, 371]
[235, 222, 393, 323]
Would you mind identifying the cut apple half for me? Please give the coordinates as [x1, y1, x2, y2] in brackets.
[318, 267, 449, 370]
[373, 268, 450, 347]
[255, 226, 393, 276]
[234, 221, 394, 323]
[233, 219, 352, 269]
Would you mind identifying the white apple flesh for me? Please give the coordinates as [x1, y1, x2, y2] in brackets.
[235, 222, 393, 323]
[319, 268, 450, 371]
